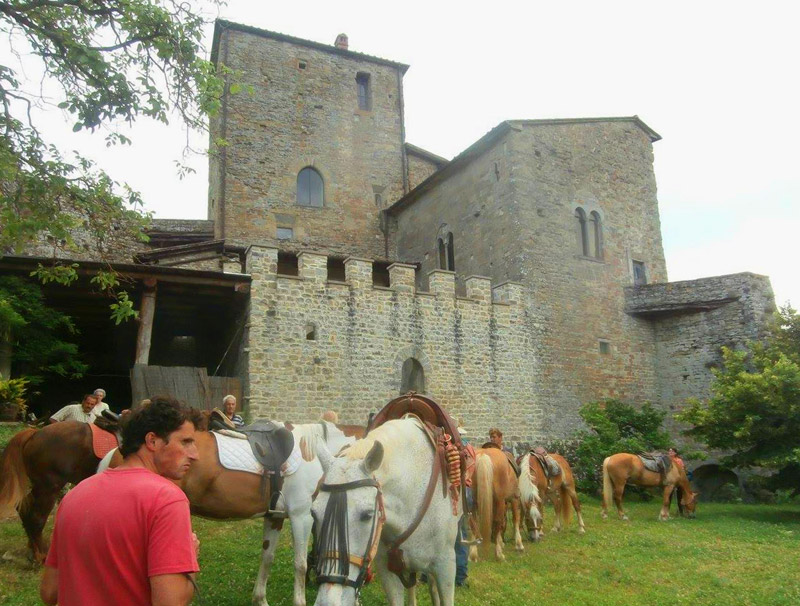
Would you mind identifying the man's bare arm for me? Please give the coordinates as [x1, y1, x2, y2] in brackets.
[39, 566, 58, 605]
[150, 573, 196, 606]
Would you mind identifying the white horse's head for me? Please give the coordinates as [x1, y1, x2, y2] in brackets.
[311, 439, 384, 606]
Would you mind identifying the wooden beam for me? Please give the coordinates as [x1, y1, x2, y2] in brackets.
[135, 279, 157, 365]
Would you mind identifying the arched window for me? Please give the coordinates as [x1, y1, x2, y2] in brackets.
[575, 208, 589, 256]
[401, 357, 425, 394]
[590, 211, 603, 259]
[437, 232, 455, 270]
[446, 233, 455, 271]
[297, 167, 323, 207]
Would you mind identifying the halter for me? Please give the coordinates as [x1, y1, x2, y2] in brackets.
[315, 478, 386, 591]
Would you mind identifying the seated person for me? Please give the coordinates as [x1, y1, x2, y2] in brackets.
[50, 394, 100, 424]
[222, 395, 244, 428]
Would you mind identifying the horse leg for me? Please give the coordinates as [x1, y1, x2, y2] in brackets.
[567, 486, 586, 534]
[374, 551, 405, 606]
[551, 492, 563, 533]
[252, 517, 283, 606]
[659, 485, 674, 521]
[613, 484, 628, 521]
[428, 573, 441, 606]
[511, 498, 524, 551]
[19, 482, 59, 563]
[431, 552, 457, 606]
[493, 498, 506, 561]
[467, 512, 480, 562]
[289, 507, 314, 606]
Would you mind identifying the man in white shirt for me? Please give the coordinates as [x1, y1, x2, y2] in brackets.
[92, 388, 111, 417]
[50, 394, 100, 423]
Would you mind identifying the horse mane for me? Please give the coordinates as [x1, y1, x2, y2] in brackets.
[340, 417, 421, 461]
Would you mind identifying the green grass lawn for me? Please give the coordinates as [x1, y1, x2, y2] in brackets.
[1, 424, 798, 605]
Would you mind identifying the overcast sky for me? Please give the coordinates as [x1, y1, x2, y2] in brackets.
[19, 0, 799, 306]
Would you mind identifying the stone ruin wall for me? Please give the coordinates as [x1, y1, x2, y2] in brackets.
[243, 245, 550, 444]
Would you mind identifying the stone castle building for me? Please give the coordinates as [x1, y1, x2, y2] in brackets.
[2, 20, 775, 444]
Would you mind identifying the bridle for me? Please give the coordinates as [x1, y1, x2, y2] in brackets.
[315, 478, 386, 591]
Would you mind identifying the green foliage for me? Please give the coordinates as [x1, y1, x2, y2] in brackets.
[0, 0, 228, 321]
[567, 399, 671, 494]
[678, 306, 800, 472]
[0, 375, 28, 417]
[0, 276, 87, 382]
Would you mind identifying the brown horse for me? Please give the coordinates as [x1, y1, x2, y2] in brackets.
[519, 452, 586, 540]
[601, 453, 698, 521]
[468, 447, 526, 561]
[0, 421, 99, 562]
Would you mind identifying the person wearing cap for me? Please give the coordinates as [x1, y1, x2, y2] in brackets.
[222, 395, 244, 428]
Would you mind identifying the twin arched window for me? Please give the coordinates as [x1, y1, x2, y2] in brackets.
[437, 232, 455, 271]
[297, 167, 323, 207]
[575, 208, 603, 259]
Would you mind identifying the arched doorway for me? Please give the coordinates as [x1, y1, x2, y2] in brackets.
[401, 357, 425, 394]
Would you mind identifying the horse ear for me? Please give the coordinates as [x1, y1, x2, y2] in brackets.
[363, 441, 384, 474]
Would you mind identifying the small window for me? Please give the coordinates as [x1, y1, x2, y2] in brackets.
[356, 72, 371, 111]
[327, 257, 346, 282]
[401, 358, 425, 394]
[599, 340, 611, 355]
[276, 227, 293, 240]
[575, 208, 589, 256]
[437, 232, 455, 271]
[298, 60, 307, 70]
[446, 233, 455, 272]
[438, 238, 447, 270]
[297, 167, 323, 207]
[372, 261, 390, 287]
[305, 323, 317, 340]
[374, 193, 382, 207]
[590, 211, 603, 259]
[632, 260, 647, 286]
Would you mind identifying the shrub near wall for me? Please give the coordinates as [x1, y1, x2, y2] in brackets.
[558, 399, 671, 494]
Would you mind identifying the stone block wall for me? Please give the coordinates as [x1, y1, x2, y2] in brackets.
[243, 245, 549, 443]
[392, 120, 668, 435]
[407, 152, 442, 191]
[210, 24, 407, 259]
[626, 273, 775, 421]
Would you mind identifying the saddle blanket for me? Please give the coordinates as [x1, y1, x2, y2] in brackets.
[90, 423, 118, 459]
[639, 454, 671, 474]
[213, 432, 302, 476]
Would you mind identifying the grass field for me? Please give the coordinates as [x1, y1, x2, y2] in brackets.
[1, 423, 798, 605]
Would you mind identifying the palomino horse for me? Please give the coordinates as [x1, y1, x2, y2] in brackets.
[310, 417, 460, 606]
[0, 421, 100, 562]
[468, 447, 530, 561]
[519, 452, 586, 540]
[601, 453, 698, 521]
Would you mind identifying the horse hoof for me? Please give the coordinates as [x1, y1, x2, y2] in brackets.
[497, 553, 506, 562]
[515, 544, 524, 552]
[621, 515, 629, 522]
[578, 527, 586, 534]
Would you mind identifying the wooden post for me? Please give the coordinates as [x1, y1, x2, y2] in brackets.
[135, 278, 157, 365]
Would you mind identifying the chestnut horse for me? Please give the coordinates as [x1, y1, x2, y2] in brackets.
[468, 447, 529, 561]
[519, 452, 585, 541]
[0, 421, 99, 562]
[601, 453, 698, 521]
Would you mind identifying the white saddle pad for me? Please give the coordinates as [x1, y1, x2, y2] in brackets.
[213, 432, 302, 477]
[213, 432, 263, 475]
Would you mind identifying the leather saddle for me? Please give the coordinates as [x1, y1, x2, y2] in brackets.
[368, 392, 463, 450]
[639, 452, 672, 475]
[482, 442, 520, 477]
[93, 409, 121, 434]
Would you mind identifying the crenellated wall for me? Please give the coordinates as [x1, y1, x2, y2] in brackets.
[243, 245, 549, 442]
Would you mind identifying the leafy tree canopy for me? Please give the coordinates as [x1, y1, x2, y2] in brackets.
[0, 0, 224, 261]
[0, 275, 87, 381]
[678, 306, 800, 471]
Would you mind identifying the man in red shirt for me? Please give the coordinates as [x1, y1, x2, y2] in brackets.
[40, 397, 200, 606]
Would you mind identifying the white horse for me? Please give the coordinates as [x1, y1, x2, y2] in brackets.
[309, 417, 460, 606]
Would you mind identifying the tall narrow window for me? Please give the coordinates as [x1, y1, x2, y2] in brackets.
[575, 208, 589, 256]
[446, 233, 455, 271]
[590, 211, 603, 259]
[438, 237, 447, 270]
[297, 167, 323, 207]
[356, 72, 371, 110]
[632, 260, 647, 286]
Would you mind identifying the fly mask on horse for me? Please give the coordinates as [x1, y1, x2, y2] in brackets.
[310, 417, 460, 606]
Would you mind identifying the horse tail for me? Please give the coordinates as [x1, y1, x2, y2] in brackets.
[0, 427, 36, 518]
[476, 453, 494, 548]
[602, 457, 613, 512]
[518, 453, 542, 527]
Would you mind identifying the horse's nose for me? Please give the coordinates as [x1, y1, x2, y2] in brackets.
[315, 583, 355, 606]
